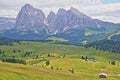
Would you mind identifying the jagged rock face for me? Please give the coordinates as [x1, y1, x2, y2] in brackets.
[15, 4, 46, 32]
[53, 9, 68, 34]
[47, 9, 68, 34]
[47, 8, 69, 34]
[47, 7, 98, 34]
[67, 7, 97, 28]
[47, 11, 56, 33]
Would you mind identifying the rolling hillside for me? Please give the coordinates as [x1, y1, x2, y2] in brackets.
[0, 58, 120, 80]
[108, 31, 120, 40]
[0, 41, 120, 80]
[0, 41, 120, 61]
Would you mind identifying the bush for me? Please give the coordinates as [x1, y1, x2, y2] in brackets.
[111, 61, 116, 65]
[51, 66, 53, 70]
[46, 60, 50, 66]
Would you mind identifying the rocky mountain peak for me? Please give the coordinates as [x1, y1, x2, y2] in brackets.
[69, 7, 85, 17]
[47, 11, 56, 24]
[22, 4, 33, 9]
[57, 8, 66, 16]
[15, 4, 46, 31]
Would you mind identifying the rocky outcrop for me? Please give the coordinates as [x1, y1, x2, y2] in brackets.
[47, 7, 98, 34]
[15, 4, 47, 33]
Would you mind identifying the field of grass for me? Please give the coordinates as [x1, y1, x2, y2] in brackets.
[108, 31, 120, 40]
[0, 41, 120, 80]
[0, 58, 120, 80]
[45, 36, 68, 42]
[0, 41, 120, 61]
[84, 32, 92, 36]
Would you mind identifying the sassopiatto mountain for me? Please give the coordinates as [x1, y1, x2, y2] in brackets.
[0, 4, 120, 43]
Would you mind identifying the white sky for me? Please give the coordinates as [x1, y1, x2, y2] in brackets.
[0, 0, 120, 23]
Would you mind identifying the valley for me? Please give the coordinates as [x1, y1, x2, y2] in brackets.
[0, 41, 120, 80]
[0, 1, 120, 80]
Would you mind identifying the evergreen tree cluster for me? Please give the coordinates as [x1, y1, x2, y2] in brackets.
[2, 58, 26, 65]
[85, 40, 120, 53]
[13, 49, 21, 53]
[0, 37, 18, 46]
[24, 52, 32, 57]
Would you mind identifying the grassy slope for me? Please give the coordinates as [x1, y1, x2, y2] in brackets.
[0, 41, 120, 80]
[0, 41, 120, 61]
[45, 36, 68, 42]
[0, 58, 120, 80]
[0, 62, 63, 80]
[108, 31, 120, 40]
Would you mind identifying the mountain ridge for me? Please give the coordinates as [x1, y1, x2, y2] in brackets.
[0, 4, 120, 43]
[0, 17, 15, 30]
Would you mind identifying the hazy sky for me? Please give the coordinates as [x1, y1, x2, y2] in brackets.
[0, 0, 120, 23]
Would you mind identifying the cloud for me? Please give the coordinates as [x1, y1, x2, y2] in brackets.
[0, 0, 85, 8]
[0, 0, 85, 17]
[80, 3, 120, 15]
[78, 3, 120, 23]
[0, 9, 18, 17]
[92, 15, 120, 23]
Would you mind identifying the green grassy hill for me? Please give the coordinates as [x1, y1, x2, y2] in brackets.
[0, 58, 120, 80]
[108, 31, 120, 40]
[45, 36, 68, 43]
[0, 41, 120, 61]
[0, 41, 120, 80]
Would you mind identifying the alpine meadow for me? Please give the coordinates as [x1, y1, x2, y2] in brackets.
[0, 0, 120, 80]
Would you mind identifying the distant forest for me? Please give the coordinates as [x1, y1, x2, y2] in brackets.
[0, 36, 120, 53]
[0, 37, 18, 45]
[85, 40, 120, 53]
